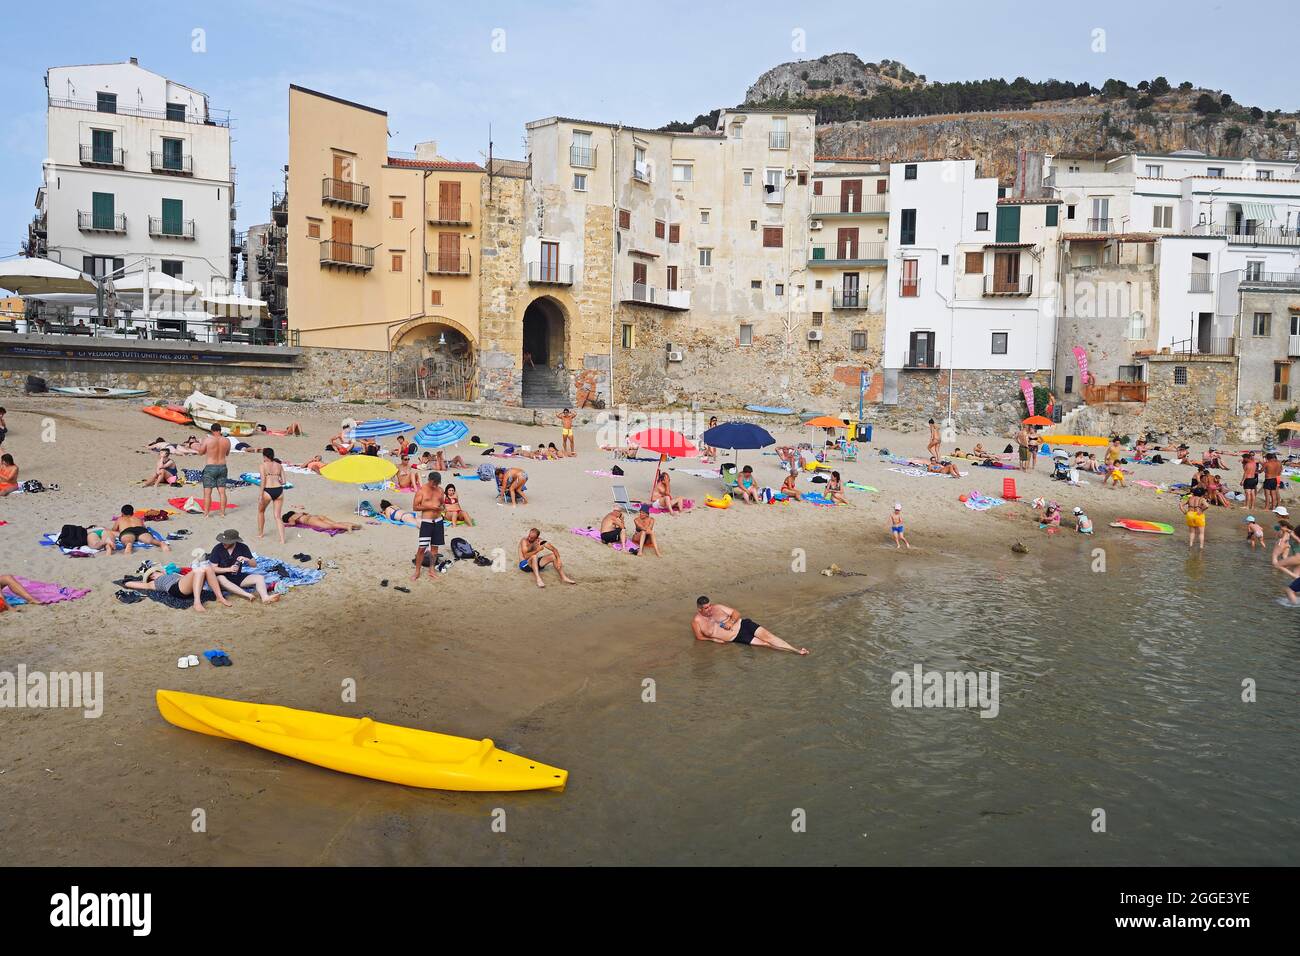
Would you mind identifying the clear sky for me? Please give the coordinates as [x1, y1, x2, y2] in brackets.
[4, 0, 1297, 247]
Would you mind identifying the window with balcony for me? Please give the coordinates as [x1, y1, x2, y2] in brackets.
[90, 129, 117, 165]
[570, 131, 595, 168]
[96, 92, 117, 113]
[764, 168, 784, 203]
[901, 258, 919, 297]
[166, 102, 186, 122]
[769, 117, 789, 150]
[161, 198, 184, 236]
[90, 192, 117, 231]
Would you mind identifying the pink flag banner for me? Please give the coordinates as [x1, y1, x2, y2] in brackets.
[1019, 378, 1036, 416]
[1072, 346, 1089, 381]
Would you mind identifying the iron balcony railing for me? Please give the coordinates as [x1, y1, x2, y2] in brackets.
[1197, 224, 1300, 247]
[426, 201, 472, 225]
[1238, 270, 1300, 289]
[810, 242, 888, 264]
[320, 241, 374, 270]
[569, 145, 597, 168]
[832, 289, 869, 309]
[322, 177, 370, 209]
[769, 131, 790, 149]
[902, 349, 941, 369]
[79, 144, 124, 167]
[49, 95, 230, 127]
[527, 261, 574, 285]
[150, 151, 193, 175]
[811, 193, 889, 216]
[1189, 273, 1214, 293]
[425, 253, 471, 275]
[1171, 336, 1235, 357]
[1086, 217, 1113, 232]
[78, 210, 126, 233]
[149, 217, 195, 239]
[983, 274, 1034, 296]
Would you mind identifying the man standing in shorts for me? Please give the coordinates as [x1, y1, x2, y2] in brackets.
[198, 424, 231, 518]
[1017, 424, 1032, 472]
[1241, 451, 1260, 511]
[691, 596, 808, 654]
[558, 408, 577, 457]
[1262, 453, 1283, 511]
[412, 471, 445, 581]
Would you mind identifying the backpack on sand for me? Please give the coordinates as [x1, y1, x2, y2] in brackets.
[450, 537, 477, 561]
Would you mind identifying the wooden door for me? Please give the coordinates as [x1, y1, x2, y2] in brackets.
[841, 179, 862, 213]
[836, 227, 858, 260]
[439, 181, 461, 221]
[994, 252, 1020, 292]
[331, 217, 352, 263]
[666, 265, 678, 290]
[540, 240, 560, 282]
[439, 232, 460, 272]
[901, 258, 919, 296]
[841, 272, 860, 308]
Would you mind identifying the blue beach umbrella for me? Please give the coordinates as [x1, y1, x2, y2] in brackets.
[701, 421, 775, 470]
[414, 419, 469, 449]
[351, 418, 414, 439]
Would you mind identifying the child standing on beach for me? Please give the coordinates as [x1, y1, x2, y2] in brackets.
[1245, 515, 1265, 548]
[890, 503, 910, 550]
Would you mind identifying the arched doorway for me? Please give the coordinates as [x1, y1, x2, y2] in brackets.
[521, 296, 569, 407]
[391, 318, 477, 400]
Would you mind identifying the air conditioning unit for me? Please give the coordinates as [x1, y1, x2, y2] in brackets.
[667, 350, 685, 362]
[807, 329, 823, 341]
[810, 220, 823, 231]
[786, 167, 797, 178]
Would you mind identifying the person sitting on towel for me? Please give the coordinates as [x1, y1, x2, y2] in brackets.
[780, 472, 803, 501]
[207, 528, 280, 604]
[442, 485, 473, 526]
[632, 503, 660, 556]
[598, 509, 628, 548]
[927, 457, 963, 478]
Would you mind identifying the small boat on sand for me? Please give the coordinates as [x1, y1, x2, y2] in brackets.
[190, 413, 257, 438]
[50, 386, 148, 399]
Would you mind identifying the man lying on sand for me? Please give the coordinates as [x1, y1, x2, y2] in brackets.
[692, 596, 808, 654]
[282, 509, 361, 532]
[112, 505, 171, 555]
[519, 528, 575, 588]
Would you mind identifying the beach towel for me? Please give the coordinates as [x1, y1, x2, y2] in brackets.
[889, 466, 968, 479]
[571, 527, 638, 552]
[845, 481, 879, 492]
[585, 469, 619, 478]
[673, 468, 721, 479]
[2, 577, 91, 606]
[802, 492, 835, 506]
[40, 528, 166, 555]
[240, 473, 294, 489]
[182, 468, 249, 487]
[451, 472, 486, 480]
[284, 465, 319, 476]
[963, 492, 1005, 512]
[168, 497, 238, 514]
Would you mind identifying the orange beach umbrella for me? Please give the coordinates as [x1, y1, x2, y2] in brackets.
[804, 415, 848, 429]
[1022, 415, 1053, 427]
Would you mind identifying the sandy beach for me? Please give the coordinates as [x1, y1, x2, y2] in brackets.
[0, 395, 1285, 864]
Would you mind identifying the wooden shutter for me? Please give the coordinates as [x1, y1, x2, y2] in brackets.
[430, 289, 442, 306]
[964, 251, 984, 274]
[391, 199, 404, 218]
[666, 265, 678, 290]
[330, 217, 353, 263]
[813, 180, 822, 195]
[618, 209, 630, 229]
[995, 206, 1021, 243]
[439, 232, 460, 271]
[391, 253, 403, 272]
[161, 198, 182, 234]
[439, 181, 461, 220]
[762, 227, 782, 248]
[837, 227, 857, 259]
[632, 262, 647, 287]
[668, 223, 680, 243]
[92, 192, 114, 229]
[876, 178, 887, 194]
[655, 220, 665, 239]
[841, 180, 862, 213]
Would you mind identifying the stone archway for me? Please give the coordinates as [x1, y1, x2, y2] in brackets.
[519, 295, 571, 407]
[390, 316, 478, 400]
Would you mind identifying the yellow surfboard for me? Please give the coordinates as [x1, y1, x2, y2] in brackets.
[156, 690, 567, 792]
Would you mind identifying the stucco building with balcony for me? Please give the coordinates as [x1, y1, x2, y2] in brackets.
[283, 85, 483, 396]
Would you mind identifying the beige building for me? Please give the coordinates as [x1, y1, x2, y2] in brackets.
[285, 85, 483, 396]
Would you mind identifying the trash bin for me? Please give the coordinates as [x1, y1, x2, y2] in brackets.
[855, 422, 873, 443]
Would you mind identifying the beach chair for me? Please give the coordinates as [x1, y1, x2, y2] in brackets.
[1002, 477, 1020, 501]
[719, 462, 739, 493]
[612, 485, 639, 514]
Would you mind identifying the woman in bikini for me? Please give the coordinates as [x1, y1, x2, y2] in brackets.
[827, 470, 848, 504]
[443, 484, 474, 526]
[394, 457, 419, 490]
[258, 447, 287, 543]
[654, 471, 688, 512]
[302, 455, 326, 474]
[377, 499, 418, 525]
[0, 453, 19, 496]
[779, 471, 802, 501]
[143, 448, 180, 487]
[282, 509, 361, 532]
[433, 449, 469, 469]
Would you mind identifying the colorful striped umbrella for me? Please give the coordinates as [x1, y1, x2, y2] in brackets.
[351, 418, 414, 439]
[414, 420, 469, 449]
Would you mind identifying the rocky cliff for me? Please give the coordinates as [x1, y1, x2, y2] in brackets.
[745, 54, 925, 103]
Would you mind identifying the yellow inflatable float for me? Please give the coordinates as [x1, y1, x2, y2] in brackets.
[705, 494, 733, 509]
[1039, 434, 1109, 447]
[156, 690, 567, 792]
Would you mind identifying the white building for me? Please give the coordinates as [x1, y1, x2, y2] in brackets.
[882, 159, 1061, 373]
[36, 58, 235, 314]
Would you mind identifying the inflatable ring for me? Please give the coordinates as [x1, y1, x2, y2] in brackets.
[704, 494, 732, 509]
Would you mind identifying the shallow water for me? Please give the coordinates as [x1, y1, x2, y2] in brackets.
[307, 534, 1300, 865]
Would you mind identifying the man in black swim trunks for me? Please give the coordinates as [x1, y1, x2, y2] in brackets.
[412, 471, 445, 582]
[112, 504, 171, 555]
[691, 596, 808, 654]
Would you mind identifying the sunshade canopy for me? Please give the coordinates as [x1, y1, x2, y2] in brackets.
[0, 258, 97, 295]
[805, 415, 849, 428]
[320, 456, 398, 484]
[1022, 415, 1053, 426]
[414, 420, 469, 448]
[629, 428, 696, 457]
[702, 421, 775, 450]
[351, 418, 413, 439]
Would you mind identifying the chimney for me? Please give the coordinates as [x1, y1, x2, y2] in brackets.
[129, 56, 138, 65]
[414, 140, 442, 162]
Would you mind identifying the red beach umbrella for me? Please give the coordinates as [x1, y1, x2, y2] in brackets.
[629, 428, 697, 503]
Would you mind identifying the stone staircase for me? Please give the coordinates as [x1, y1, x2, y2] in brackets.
[521, 365, 569, 408]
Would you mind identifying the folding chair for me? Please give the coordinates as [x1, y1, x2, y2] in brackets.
[612, 484, 639, 514]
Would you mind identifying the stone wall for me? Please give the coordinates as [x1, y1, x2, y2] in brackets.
[477, 172, 527, 404]
[865, 367, 1050, 434]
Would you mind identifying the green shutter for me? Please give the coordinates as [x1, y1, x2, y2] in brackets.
[995, 206, 1021, 243]
[92, 129, 113, 164]
[161, 198, 183, 235]
[812, 247, 825, 260]
[162, 138, 183, 170]
[92, 192, 114, 230]
[1045, 204, 1059, 227]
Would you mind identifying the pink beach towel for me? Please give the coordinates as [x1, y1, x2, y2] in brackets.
[2, 577, 91, 606]
[571, 527, 638, 552]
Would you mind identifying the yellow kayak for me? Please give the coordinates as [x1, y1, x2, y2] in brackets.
[1039, 434, 1109, 447]
[156, 690, 567, 792]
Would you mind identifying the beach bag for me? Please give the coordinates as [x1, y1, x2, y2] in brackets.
[24, 375, 47, 394]
[57, 524, 88, 549]
[476, 463, 495, 483]
[21, 480, 46, 494]
[450, 537, 476, 561]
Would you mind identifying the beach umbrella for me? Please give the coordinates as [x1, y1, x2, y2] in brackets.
[804, 415, 849, 429]
[320, 456, 397, 485]
[702, 421, 774, 469]
[1275, 422, 1300, 431]
[414, 419, 469, 449]
[1022, 415, 1053, 426]
[629, 428, 697, 501]
[0, 257, 97, 295]
[351, 418, 414, 440]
